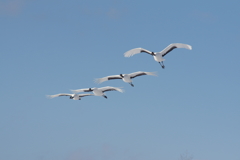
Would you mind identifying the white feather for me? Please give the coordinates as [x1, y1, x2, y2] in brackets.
[129, 71, 157, 78]
[124, 48, 143, 57]
[99, 86, 124, 93]
[160, 43, 192, 55]
[95, 77, 108, 84]
[47, 93, 72, 99]
[71, 88, 89, 93]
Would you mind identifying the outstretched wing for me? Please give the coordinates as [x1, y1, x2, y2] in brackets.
[71, 88, 92, 93]
[124, 48, 154, 57]
[99, 86, 124, 93]
[129, 71, 157, 79]
[161, 43, 192, 57]
[95, 75, 122, 84]
[47, 93, 72, 99]
[78, 94, 94, 98]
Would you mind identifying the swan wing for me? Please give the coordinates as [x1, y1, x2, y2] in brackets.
[47, 93, 72, 99]
[124, 48, 153, 57]
[78, 94, 95, 97]
[129, 71, 157, 79]
[95, 75, 122, 84]
[99, 86, 124, 93]
[161, 43, 192, 57]
[71, 88, 92, 93]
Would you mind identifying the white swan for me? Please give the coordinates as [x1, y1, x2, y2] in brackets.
[95, 71, 157, 87]
[71, 86, 124, 99]
[124, 43, 192, 68]
[47, 93, 94, 100]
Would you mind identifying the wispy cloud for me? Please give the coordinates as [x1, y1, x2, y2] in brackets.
[66, 145, 145, 160]
[192, 10, 217, 23]
[79, 6, 126, 20]
[66, 145, 115, 160]
[66, 148, 95, 160]
[0, 0, 26, 16]
[107, 8, 120, 19]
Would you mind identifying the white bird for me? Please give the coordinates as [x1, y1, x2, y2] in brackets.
[71, 86, 124, 99]
[95, 71, 157, 87]
[47, 93, 94, 100]
[124, 43, 192, 68]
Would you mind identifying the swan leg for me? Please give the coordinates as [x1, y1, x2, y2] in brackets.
[159, 62, 165, 69]
[103, 95, 107, 99]
[130, 83, 134, 87]
[162, 62, 165, 69]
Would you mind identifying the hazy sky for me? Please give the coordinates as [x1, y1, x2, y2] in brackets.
[1, 0, 240, 160]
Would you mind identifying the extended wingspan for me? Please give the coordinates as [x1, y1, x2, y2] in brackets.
[71, 88, 93, 93]
[99, 86, 124, 93]
[47, 93, 73, 99]
[161, 43, 192, 57]
[124, 48, 154, 57]
[95, 75, 122, 84]
[129, 71, 157, 79]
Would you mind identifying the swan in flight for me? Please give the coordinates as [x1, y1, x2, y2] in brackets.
[71, 86, 124, 99]
[47, 93, 94, 100]
[124, 43, 192, 68]
[95, 71, 157, 87]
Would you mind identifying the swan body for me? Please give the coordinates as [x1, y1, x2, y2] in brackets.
[47, 93, 94, 100]
[71, 86, 124, 99]
[124, 43, 192, 68]
[95, 71, 157, 87]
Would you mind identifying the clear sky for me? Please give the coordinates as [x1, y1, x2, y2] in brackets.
[1, 0, 240, 160]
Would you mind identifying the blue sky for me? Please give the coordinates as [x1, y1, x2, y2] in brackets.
[1, 0, 240, 160]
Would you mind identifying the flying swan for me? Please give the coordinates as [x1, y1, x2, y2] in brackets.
[47, 93, 94, 100]
[124, 43, 192, 68]
[71, 86, 124, 99]
[95, 71, 157, 87]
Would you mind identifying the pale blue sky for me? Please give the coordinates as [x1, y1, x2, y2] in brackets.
[1, 0, 240, 160]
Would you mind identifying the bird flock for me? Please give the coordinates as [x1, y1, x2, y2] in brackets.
[47, 43, 192, 100]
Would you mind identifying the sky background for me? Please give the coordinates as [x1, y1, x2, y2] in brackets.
[1, 0, 240, 160]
